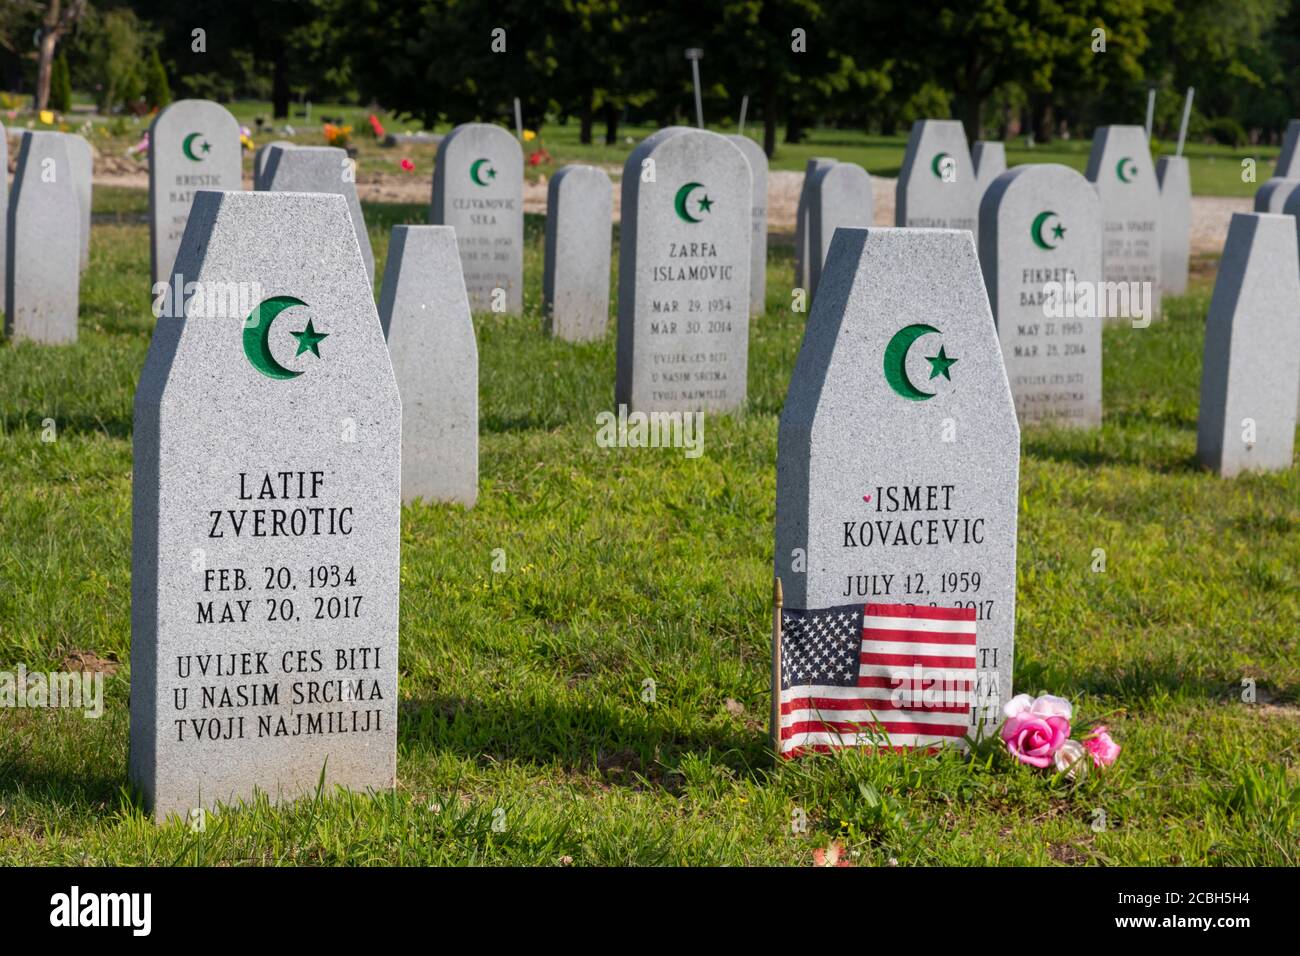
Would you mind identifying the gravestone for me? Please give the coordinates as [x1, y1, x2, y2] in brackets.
[430, 123, 524, 313]
[4, 131, 80, 344]
[130, 190, 401, 822]
[254, 140, 293, 190]
[972, 140, 1006, 200]
[795, 157, 836, 291]
[775, 227, 1019, 752]
[616, 127, 751, 413]
[1254, 177, 1300, 213]
[66, 134, 93, 272]
[1196, 212, 1300, 477]
[1156, 156, 1190, 295]
[896, 120, 979, 244]
[807, 162, 873, 296]
[980, 163, 1103, 427]
[1276, 120, 1300, 178]
[1085, 125, 1161, 318]
[264, 145, 374, 285]
[727, 135, 769, 314]
[543, 164, 612, 341]
[149, 99, 242, 286]
[378, 225, 478, 505]
[0, 122, 8, 301]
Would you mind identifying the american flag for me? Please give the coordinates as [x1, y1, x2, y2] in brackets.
[778, 602, 977, 757]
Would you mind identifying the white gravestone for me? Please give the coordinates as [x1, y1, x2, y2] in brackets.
[795, 157, 836, 291]
[130, 190, 401, 822]
[254, 140, 294, 190]
[66, 134, 93, 272]
[980, 163, 1103, 427]
[808, 162, 873, 297]
[972, 140, 1007, 202]
[1156, 156, 1190, 295]
[727, 135, 769, 315]
[615, 127, 751, 413]
[1254, 177, 1300, 214]
[776, 227, 1020, 749]
[0, 122, 8, 302]
[378, 225, 478, 505]
[430, 123, 524, 314]
[149, 99, 243, 287]
[543, 164, 613, 341]
[897, 120, 979, 245]
[1085, 125, 1161, 319]
[1276, 120, 1300, 179]
[1195, 212, 1300, 477]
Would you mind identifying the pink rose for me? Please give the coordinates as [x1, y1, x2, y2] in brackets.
[1000, 693, 1072, 768]
[1083, 726, 1121, 767]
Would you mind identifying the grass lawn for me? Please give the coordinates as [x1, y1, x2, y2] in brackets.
[0, 188, 1296, 866]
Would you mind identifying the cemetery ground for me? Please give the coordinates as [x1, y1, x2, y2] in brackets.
[0, 193, 1297, 867]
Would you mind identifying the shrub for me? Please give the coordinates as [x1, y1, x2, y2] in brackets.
[144, 50, 172, 111]
[51, 53, 73, 114]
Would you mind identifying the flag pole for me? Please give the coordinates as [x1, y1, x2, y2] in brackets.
[771, 576, 783, 758]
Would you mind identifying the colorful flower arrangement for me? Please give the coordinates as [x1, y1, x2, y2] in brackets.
[240, 126, 255, 152]
[1000, 693, 1120, 779]
[323, 122, 352, 148]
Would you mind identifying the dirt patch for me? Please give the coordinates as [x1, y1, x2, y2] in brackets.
[61, 651, 119, 674]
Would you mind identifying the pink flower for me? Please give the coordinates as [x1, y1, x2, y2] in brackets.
[1083, 725, 1121, 767]
[1000, 693, 1072, 768]
[400, 158, 415, 172]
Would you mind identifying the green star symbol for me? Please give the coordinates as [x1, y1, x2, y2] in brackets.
[201, 140, 211, 154]
[486, 165, 497, 179]
[1052, 223, 1066, 240]
[696, 194, 713, 214]
[290, 319, 329, 358]
[926, 345, 957, 381]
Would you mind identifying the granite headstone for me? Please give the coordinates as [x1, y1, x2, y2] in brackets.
[727, 135, 769, 314]
[896, 120, 979, 244]
[66, 134, 93, 272]
[807, 162, 873, 296]
[1085, 125, 1161, 318]
[378, 225, 478, 505]
[430, 123, 524, 313]
[1156, 156, 1190, 295]
[4, 131, 80, 344]
[972, 140, 1006, 201]
[776, 227, 1020, 749]
[0, 122, 8, 301]
[130, 190, 401, 822]
[1276, 120, 1300, 179]
[615, 127, 751, 413]
[254, 140, 293, 190]
[795, 157, 837, 290]
[543, 164, 612, 341]
[1195, 212, 1300, 477]
[980, 163, 1103, 427]
[263, 145, 375, 284]
[1254, 177, 1300, 214]
[149, 99, 242, 286]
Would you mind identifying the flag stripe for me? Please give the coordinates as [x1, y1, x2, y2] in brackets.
[781, 719, 971, 738]
[866, 604, 976, 621]
[861, 651, 976, 669]
[861, 627, 977, 645]
[782, 697, 971, 715]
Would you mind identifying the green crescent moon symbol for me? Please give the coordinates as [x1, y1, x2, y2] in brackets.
[884, 324, 941, 401]
[1116, 157, 1136, 183]
[242, 296, 309, 380]
[931, 152, 953, 179]
[470, 158, 494, 186]
[182, 132, 204, 162]
[1031, 210, 1059, 250]
[674, 182, 706, 223]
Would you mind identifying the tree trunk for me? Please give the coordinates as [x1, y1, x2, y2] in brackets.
[34, 0, 64, 112]
[961, 96, 982, 145]
[1032, 97, 1054, 144]
[272, 46, 290, 119]
[603, 102, 619, 145]
[579, 92, 593, 145]
[784, 112, 803, 145]
[762, 86, 777, 158]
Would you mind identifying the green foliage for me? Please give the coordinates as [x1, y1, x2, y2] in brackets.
[50, 52, 73, 114]
[1203, 116, 1247, 146]
[78, 7, 150, 113]
[144, 49, 172, 110]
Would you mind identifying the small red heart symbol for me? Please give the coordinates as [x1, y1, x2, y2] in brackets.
[862, 495, 872, 503]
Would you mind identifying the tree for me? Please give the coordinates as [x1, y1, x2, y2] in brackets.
[144, 47, 171, 109]
[50, 50, 72, 112]
[34, 0, 87, 111]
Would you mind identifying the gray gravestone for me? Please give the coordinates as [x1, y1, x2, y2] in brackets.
[543, 164, 612, 341]
[1276, 120, 1300, 178]
[727, 135, 769, 314]
[972, 140, 1006, 201]
[66, 134, 92, 272]
[378, 225, 478, 505]
[0, 122, 8, 302]
[4, 131, 80, 344]
[1196, 212, 1300, 477]
[1156, 156, 1190, 295]
[130, 190, 401, 822]
[795, 157, 837, 291]
[776, 227, 1020, 745]
[264, 145, 374, 285]
[980, 163, 1103, 428]
[430, 123, 524, 314]
[254, 141, 293, 190]
[1085, 125, 1161, 317]
[149, 99, 243, 286]
[1254, 177, 1300, 213]
[808, 162, 873, 296]
[616, 127, 751, 413]
[897, 120, 979, 245]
